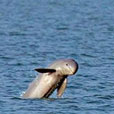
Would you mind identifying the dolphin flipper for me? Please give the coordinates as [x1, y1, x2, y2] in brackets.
[35, 68, 56, 73]
[57, 78, 67, 97]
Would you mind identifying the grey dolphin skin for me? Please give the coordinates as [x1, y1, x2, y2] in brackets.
[22, 59, 78, 99]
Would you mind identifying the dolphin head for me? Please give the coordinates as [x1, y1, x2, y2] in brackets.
[49, 59, 78, 76]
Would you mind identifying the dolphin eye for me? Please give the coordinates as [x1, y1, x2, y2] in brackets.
[66, 64, 69, 66]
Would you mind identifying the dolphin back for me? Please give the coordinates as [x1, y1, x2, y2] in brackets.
[22, 72, 59, 99]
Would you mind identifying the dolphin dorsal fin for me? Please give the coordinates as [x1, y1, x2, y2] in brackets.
[35, 68, 56, 73]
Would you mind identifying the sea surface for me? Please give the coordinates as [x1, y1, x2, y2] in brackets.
[0, 0, 114, 114]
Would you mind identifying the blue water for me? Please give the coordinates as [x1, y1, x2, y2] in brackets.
[0, 0, 114, 114]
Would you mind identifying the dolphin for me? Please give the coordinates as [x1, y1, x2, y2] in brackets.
[22, 59, 78, 99]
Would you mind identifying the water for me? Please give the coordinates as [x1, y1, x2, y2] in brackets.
[0, 0, 114, 113]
